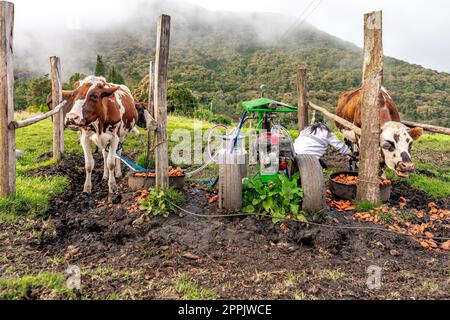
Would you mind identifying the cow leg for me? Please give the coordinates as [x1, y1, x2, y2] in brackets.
[80, 132, 94, 193]
[107, 136, 120, 193]
[115, 138, 124, 178]
[115, 151, 122, 178]
[102, 149, 109, 180]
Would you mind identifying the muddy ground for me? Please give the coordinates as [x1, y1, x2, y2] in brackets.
[0, 152, 449, 300]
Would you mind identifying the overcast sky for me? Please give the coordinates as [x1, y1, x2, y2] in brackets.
[12, 0, 450, 73]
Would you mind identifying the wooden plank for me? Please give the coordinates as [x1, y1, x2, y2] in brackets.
[356, 11, 383, 203]
[154, 15, 170, 189]
[147, 61, 155, 168]
[9, 101, 66, 129]
[402, 121, 450, 135]
[0, 1, 15, 197]
[309, 102, 362, 136]
[297, 68, 309, 131]
[50, 56, 64, 161]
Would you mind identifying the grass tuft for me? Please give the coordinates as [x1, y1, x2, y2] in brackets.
[0, 273, 76, 300]
[173, 274, 218, 300]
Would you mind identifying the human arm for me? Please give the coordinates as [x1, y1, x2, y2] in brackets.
[328, 133, 352, 155]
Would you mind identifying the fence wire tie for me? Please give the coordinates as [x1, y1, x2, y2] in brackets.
[357, 178, 380, 185]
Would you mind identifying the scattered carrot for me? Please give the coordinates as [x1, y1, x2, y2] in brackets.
[208, 195, 219, 204]
[332, 173, 391, 186]
[441, 240, 450, 251]
[135, 167, 185, 178]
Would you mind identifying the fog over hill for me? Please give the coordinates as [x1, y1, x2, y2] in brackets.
[15, 0, 358, 78]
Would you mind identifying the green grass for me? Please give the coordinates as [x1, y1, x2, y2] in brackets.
[415, 163, 450, 182]
[0, 273, 76, 300]
[402, 175, 450, 199]
[0, 175, 69, 222]
[413, 133, 450, 152]
[173, 274, 218, 300]
[357, 200, 378, 212]
[387, 169, 450, 199]
[1, 114, 214, 221]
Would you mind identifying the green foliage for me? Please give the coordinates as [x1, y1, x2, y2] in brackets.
[26, 105, 48, 113]
[68, 72, 86, 88]
[0, 176, 69, 222]
[108, 65, 125, 84]
[242, 173, 306, 223]
[174, 274, 218, 300]
[98, 22, 450, 128]
[95, 54, 106, 77]
[193, 108, 213, 121]
[14, 80, 29, 110]
[139, 187, 184, 218]
[400, 174, 450, 199]
[0, 273, 76, 300]
[167, 81, 199, 112]
[356, 200, 378, 212]
[27, 76, 52, 107]
[212, 114, 233, 125]
[133, 76, 198, 113]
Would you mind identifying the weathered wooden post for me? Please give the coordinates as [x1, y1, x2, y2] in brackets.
[147, 61, 155, 168]
[154, 15, 170, 189]
[0, 1, 15, 198]
[357, 11, 383, 203]
[297, 67, 309, 131]
[50, 56, 64, 161]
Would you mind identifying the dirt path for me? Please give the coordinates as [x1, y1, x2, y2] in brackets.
[1, 153, 448, 300]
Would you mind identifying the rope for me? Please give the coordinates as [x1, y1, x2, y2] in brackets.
[169, 201, 450, 242]
[357, 178, 381, 185]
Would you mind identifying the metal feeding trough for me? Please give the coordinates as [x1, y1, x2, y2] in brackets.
[127, 172, 185, 191]
[329, 171, 392, 203]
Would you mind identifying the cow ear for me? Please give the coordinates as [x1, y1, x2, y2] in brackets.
[409, 127, 423, 141]
[100, 85, 120, 98]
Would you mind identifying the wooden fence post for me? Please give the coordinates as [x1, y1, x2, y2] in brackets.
[154, 15, 170, 189]
[0, 1, 15, 198]
[50, 56, 64, 161]
[297, 67, 309, 131]
[147, 61, 155, 168]
[357, 11, 383, 203]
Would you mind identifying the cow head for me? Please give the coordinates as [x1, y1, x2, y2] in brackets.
[65, 81, 119, 130]
[134, 101, 149, 129]
[380, 121, 423, 177]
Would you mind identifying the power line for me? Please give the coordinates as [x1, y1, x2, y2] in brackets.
[280, 0, 324, 41]
[281, 0, 317, 39]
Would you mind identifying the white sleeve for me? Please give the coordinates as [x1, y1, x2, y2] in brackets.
[328, 133, 352, 155]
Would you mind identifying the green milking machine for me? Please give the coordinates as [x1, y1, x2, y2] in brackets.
[241, 98, 298, 183]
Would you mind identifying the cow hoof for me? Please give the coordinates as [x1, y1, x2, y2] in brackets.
[102, 175, 108, 181]
[83, 185, 92, 193]
[109, 184, 118, 194]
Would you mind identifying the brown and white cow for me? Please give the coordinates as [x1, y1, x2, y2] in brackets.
[62, 76, 138, 193]
[336, 87, 423, 177]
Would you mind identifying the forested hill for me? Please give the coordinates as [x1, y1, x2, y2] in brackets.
[15, 1, 450, 126]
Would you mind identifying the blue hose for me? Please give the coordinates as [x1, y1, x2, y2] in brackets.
[231, 111, 248, 153]
[116, 153, 148, 173]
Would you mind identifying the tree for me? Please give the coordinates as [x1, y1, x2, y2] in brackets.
[132, 76, 198, 113]
[69, 73, 86, 87]
[167, 81, 198, 112]
[26, 76, 52, 107]
[95, 55, 106, 77]
[107, 66, 125, 84]
[14, 80, 29, 110]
